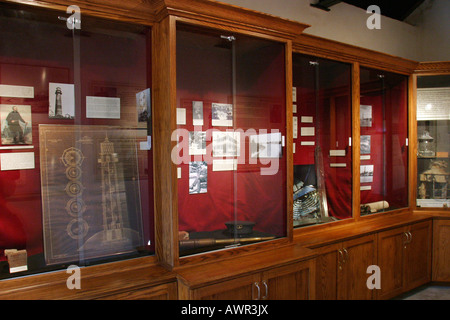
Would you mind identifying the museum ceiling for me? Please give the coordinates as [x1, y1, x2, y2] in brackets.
[312, 0, 425, 21]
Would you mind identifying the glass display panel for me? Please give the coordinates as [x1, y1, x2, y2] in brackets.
[0, 3, 154, 279]
[176, 24, 287, 256]
[416, 75, 450, 208]
[359, 67, 408, 215]
[292, 53, 352, 227]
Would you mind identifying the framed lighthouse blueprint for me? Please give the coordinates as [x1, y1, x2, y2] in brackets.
[39, 125, 144, 265]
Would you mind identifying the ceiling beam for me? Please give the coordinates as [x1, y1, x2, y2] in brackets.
[310, 0, 342, 11]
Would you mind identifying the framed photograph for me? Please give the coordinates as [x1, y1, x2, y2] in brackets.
[212, 103, 233, 127]
[360, 105, 372, 127]
[360, 164, 374, 183]
[250, 132, 282, 158]
[192, 101, 204, 126]
[212, 131, 240, 157]
[49, 83, 75, 119]
[189, 131, 207, 155]
[360, 135, 371, 154]
[189, 161, 207, 194]
[136, 88, 151, 122]
[0, 104, 32, 145]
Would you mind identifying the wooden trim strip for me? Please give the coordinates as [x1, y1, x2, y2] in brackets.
[1, 0, 157, 25]
[294, 33, 419, 75]
[415, 61, 450, 74]
[159, 0, 310, 40]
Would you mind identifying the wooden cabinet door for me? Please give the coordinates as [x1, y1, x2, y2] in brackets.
[188, 273, 260, 300]
[376, 226, 406, 300]
[338, 235, 377, 300]
[314, 235, 377, 300]
[404, 221, 431, 291]
[262, 259, 315, 300]
[432, 219, 450, 282]
[313, 242, 341, 300]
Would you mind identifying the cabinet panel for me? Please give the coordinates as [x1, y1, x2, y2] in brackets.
[433, 219, 450, 281]
[314, 243, 340, 300]
[338, 235, 376, 300]
[314, 235, 376, 300]
[404, 221, 431, 290]
[263, 260, 314, 300]
[187, 274, 260, 300]
[377, 220, 432, 299]
[377, 226, 405, 299]
[179, 258, 315, 300]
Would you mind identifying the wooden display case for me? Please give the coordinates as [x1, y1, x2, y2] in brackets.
[151, 0, 309, 269]
[0, 0, 448, 301]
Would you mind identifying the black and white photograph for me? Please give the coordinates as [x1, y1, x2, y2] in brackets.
[136, 88, 151, 123]
[360, 164, 374, 183]
[250, 132, 282, 158]
[189, 161, 207, 194]
[1, 104, 32, 145]
[212, 131, 240, 157]
[192, 101, 203, 126]
[360, 104, 372, 127]
[48, 82, 75, 119]
[212, 103, 233, 127]
[360, 135, 371, 154]
[189, 131, 207, 155]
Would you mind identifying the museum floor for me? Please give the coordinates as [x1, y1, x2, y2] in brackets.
[394, 285, 450, 300]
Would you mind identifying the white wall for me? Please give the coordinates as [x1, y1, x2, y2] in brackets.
[218, 0, 449, 62]
[406, 0, 450, 62]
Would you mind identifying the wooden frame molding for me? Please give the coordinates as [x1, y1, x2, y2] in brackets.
[415, 61, 450, 75]
[294, 33, 419, 75]
[1, 0, 158, 25]
[156, 0, 310, 40]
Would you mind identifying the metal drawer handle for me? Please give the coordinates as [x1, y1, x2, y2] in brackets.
[343, 248, 349, 264]
[254, 282, 261, 300]
[262, 280, 268, 300]
[338, 249, 343, 270]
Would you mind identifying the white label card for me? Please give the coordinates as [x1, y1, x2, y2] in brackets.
[86, 96, 120, 119]
[1, 152, 35, 171]
[176, 108, 186, 125]
[0, 84, 34, 98]
[301, 116, 313, 123]
[300, 127, 315, 136]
